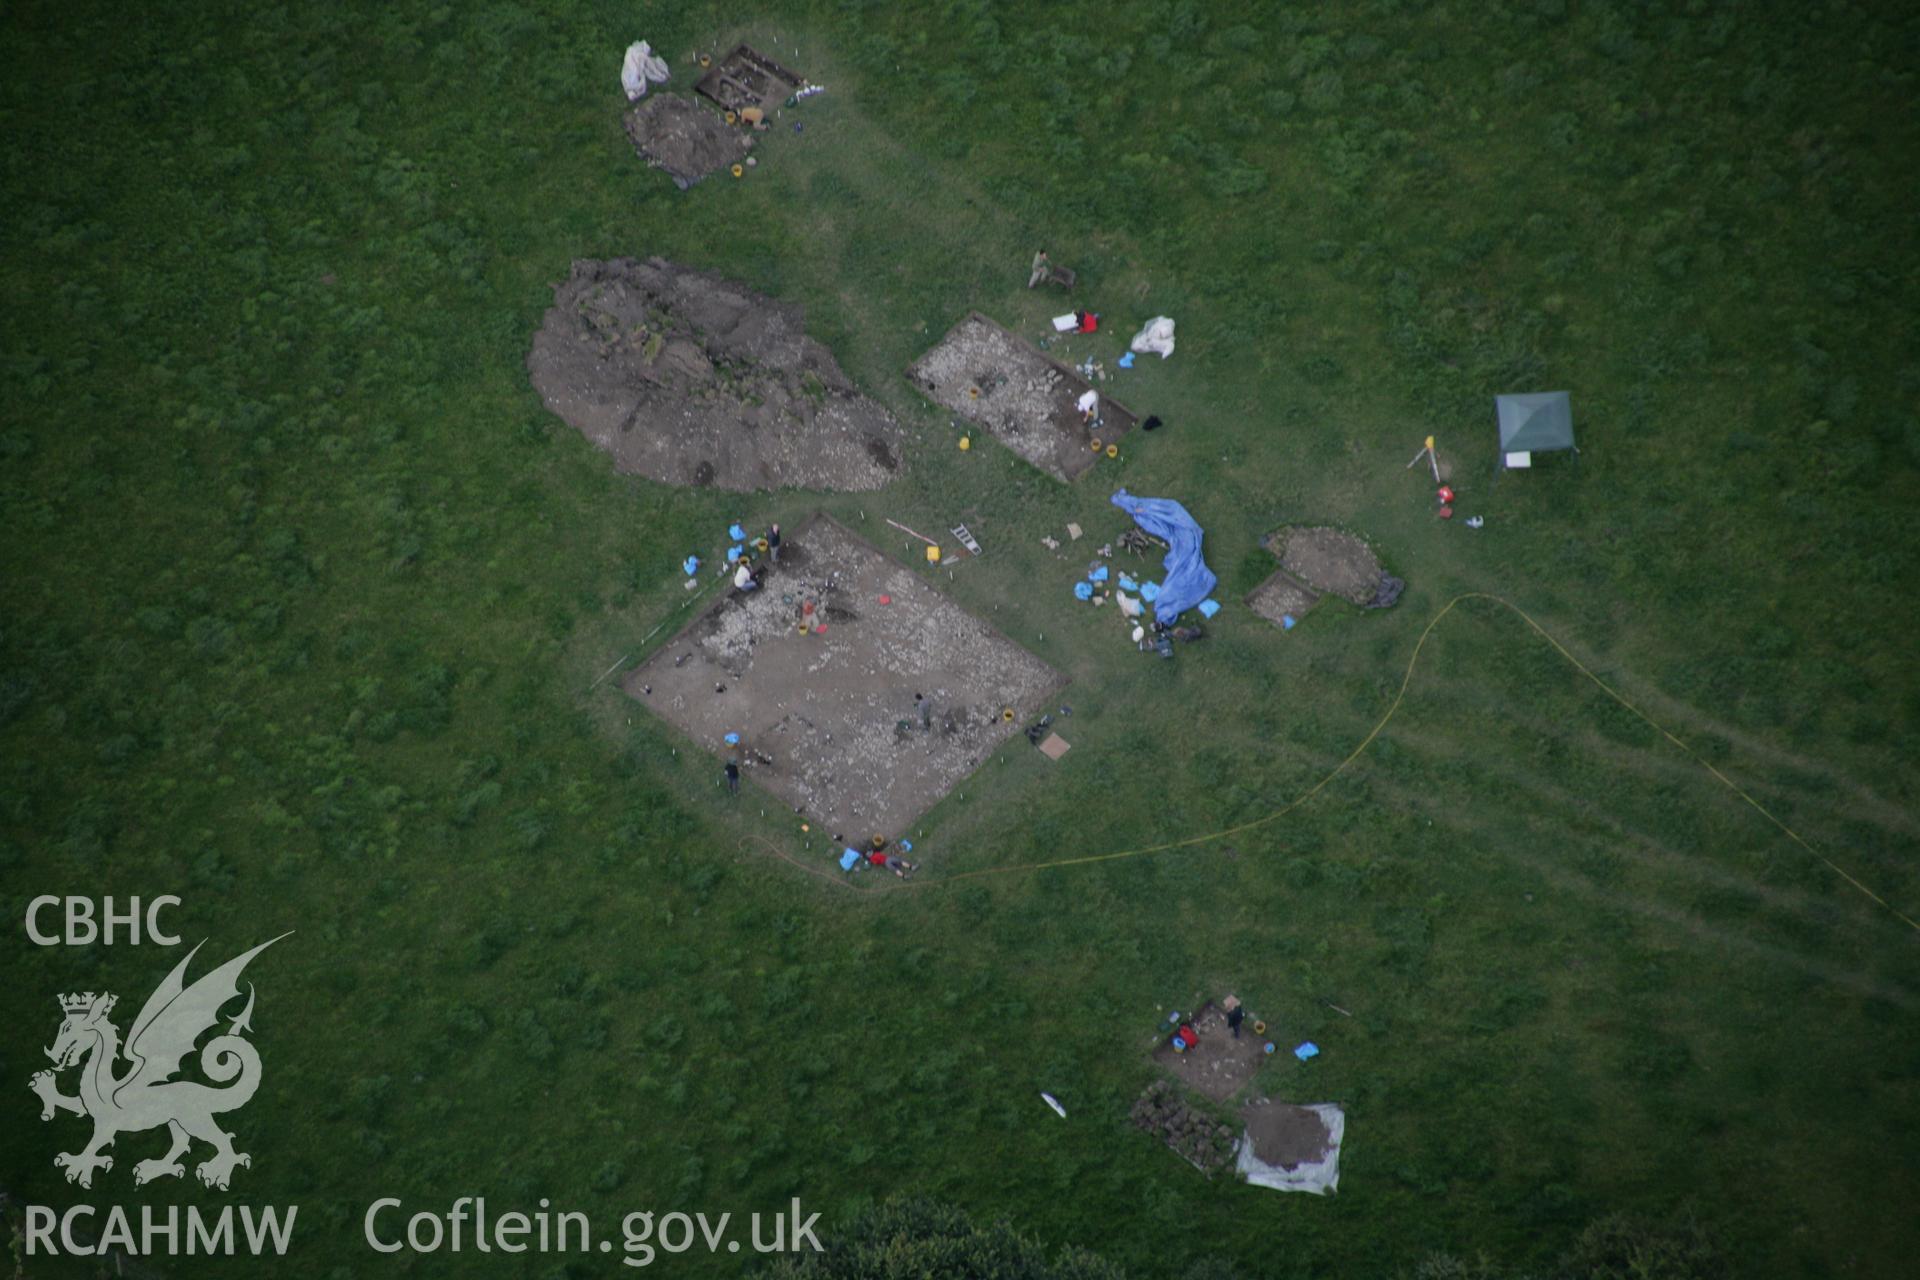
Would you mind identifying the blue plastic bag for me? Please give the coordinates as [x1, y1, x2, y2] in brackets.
[1118, 351, 1136, 368]
[840, 848, 861, 871]
[1089, 565, 1109, 583]
[1282, 614, 1297, 630]
[1073, 581, 1094, 601]
[728, 523, 747, 542]
[1294, 1041, 1320, 1061]
[1198, 598, 1221, 619]
[683, 555, 701, 576]
[727, 544, 745, 562]
[1119, 574, 1138, 591]
[1140, 581, 1161, 602]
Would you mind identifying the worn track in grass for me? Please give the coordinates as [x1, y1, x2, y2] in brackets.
[742, 593, 1919, 946]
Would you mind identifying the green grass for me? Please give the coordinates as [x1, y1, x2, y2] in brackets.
[3, 1, 1918, 1277]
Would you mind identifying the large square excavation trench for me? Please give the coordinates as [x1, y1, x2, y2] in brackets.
[909, 312, 1136, 483]
[625, 516, 1066, 842]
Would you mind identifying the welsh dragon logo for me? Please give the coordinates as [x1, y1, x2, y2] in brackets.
[28, 935, 289, 1190]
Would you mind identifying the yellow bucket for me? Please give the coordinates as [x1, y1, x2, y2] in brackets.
[958, 436, 971, 451]
[926, 545, 941, 563]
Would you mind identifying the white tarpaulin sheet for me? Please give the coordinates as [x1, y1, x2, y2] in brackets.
[1236, 1103, 1345, 1195]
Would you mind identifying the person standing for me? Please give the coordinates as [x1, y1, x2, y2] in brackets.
[1224, 995, 1245, 1039]
[767, 523, 782, 563]
[725, 759, 740, 795]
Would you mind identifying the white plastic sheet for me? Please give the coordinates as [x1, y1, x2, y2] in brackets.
[1236, 1103, 1345, 1195]
[622, 41, 670, 101]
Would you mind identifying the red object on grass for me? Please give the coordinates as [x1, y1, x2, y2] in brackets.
[1175, 1023, 1198, 1049]
[1077, 311, 1099, 334]
[1438, 506, 1455, 519]
[1437, 485, 1455, 503]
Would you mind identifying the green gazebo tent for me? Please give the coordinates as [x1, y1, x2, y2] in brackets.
[1495, 391, 1576, 470]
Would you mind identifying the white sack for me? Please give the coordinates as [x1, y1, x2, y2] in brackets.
[622, 41, 670, 101]
[1129, 315, 1176, 359]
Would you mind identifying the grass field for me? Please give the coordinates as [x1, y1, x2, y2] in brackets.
[3, 1, 1917, 1276]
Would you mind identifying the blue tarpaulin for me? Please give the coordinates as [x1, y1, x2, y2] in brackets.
[1110, 490, 1217, 623]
